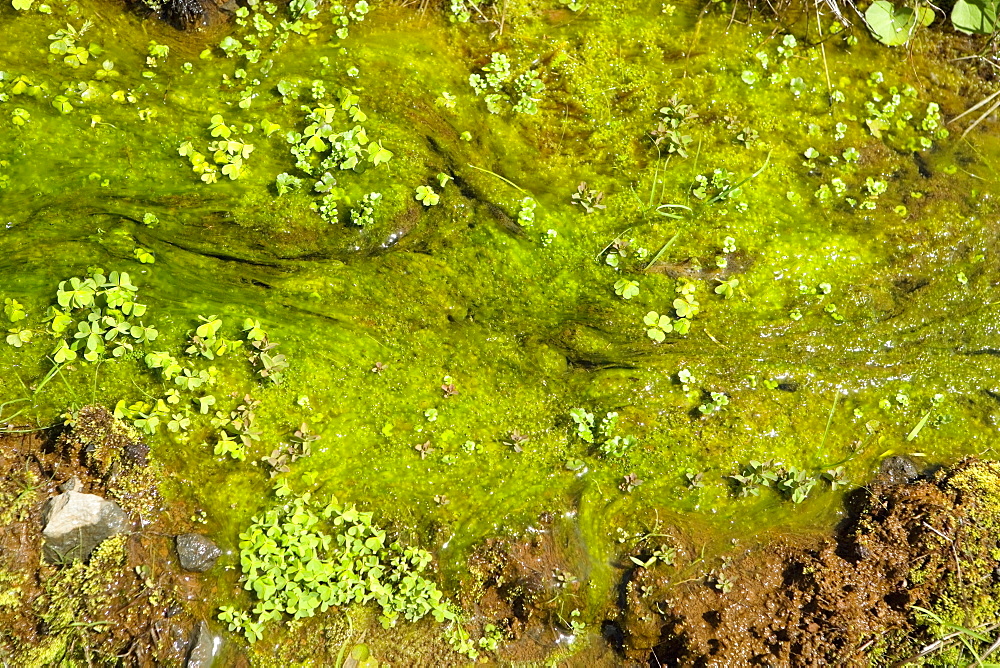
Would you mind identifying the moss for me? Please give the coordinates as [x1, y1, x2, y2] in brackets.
[0, 466, 41, 526]
[0, 0, 999, 662]
[13, 534, 130, 667]
[0, 570, 26, 610]
[903, 460, 1000, 665]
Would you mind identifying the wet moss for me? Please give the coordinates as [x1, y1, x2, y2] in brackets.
[1, 0, 1000, 661]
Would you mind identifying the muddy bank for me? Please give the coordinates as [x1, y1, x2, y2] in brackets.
[0, 407, 222, 667]
[619, 457, 1000, 666]
[4, 408, 1000, 666]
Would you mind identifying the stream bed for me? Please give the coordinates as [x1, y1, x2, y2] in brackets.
[1, 0, 1000, 664]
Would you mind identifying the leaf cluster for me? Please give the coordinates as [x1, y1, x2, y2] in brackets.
[571, 181, 606, 213]
[48, 271, 156, 363]
[569, 409, 638, 458]
[469, 52, 545, 115]
[220, 487, 458, 644]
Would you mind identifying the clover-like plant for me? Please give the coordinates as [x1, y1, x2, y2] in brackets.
[219, 485, 459, 644]
[698, 391, 729, 415]
[415, 185, 439, 206]
[614, 279, 639, 300]
[729, 460, 781, 497]
[714, 277, 739, 299]
[6, 328, 31, 348]
[134, 247, 155, 264]
[643, 311, 673, 342]
[569, 408, 595, 442]
[776, 466, 817, 503]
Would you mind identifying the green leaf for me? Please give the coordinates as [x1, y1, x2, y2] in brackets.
[368, 141, 393, 166]
[53, 340, 77, 363]
[52, 95, 73, 114]
[951, 0, 998, 34]
[222, 159, 244, 180]
[865, 0, 917, 46]
[12, 0, 33, 10]
[196, 316, 222, 338]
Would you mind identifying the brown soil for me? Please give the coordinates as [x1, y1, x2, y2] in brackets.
[619, 458, 1000, 667]
[456, 512, 620, 667]
[0, 407, 216, 667]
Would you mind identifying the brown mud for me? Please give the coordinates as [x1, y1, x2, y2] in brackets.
[619, 458, 1000, 667]
[0, 407, 218, 667]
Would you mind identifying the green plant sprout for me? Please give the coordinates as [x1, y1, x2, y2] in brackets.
[133, 247, 155, 264]
[569, 408, 595, 442]
[415, 185, 439, 206]
[350, 192, 382, 227]
[3, 299, 26, 322]
[712, 572, 735, 594]
[714, 278, 739, 299]
[275, 172, 303, 195]
[698, 392, 729, 415]
[571, 182, 606, 213]
[776, 466, 817, 503]
[468, 52, 545, 114]
[822, 466, 849, 490]
[614, 279, 639, 300]
[651, 96, 697, 158]
[729, 460, 781, 497]
[5, 328, 32, 347]
[643, 311, 674, 342]
[569, 409, 637, 457]
[517, 197, 537, 227]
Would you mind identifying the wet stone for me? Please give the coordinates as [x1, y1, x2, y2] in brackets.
[58, 475, 82, 493]
[152, 618, 191, 665]
[122, 440, 150, 467]
[186, 621, 221, 668]
[175, 533, 222, 572]
[42, 490, 129, 563]
[879, 456, 920, 485]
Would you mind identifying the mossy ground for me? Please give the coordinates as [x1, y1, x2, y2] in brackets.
[0, 408, 213, 667]
[2, 0, 1000, 662]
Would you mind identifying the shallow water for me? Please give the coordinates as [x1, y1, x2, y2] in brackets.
[1, 0, 999, 659]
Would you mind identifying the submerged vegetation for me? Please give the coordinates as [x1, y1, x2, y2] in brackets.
[2, 0, 1000, 662]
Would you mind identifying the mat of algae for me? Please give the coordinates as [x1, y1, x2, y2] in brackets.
[1, 0, 1000, 662]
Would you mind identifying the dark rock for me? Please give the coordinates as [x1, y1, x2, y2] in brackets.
[176, 534, 222, 572]
[123, 440, 150, 467]
[58, 475, 82, 492]
[879, 456, 920, 485]
[186, 621, 220, 668]
[42, 490, 129, 563]
[163, 0, 205, 27]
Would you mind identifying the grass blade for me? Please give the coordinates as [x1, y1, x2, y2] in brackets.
[643, 231, 681, 272]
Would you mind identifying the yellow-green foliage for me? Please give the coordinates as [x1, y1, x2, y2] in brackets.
[0, 569, 25, 610]
[0, 466, 40, 526]
[65, 406, 136, 477]
[912, 460, 1000, 665]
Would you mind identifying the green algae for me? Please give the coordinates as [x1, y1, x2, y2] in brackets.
[2, 0, 1000, 661]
